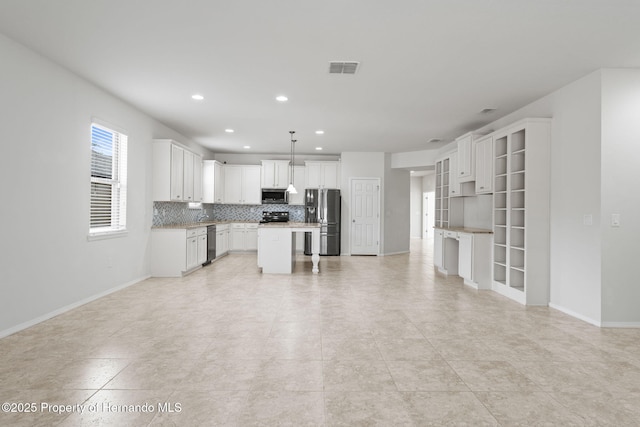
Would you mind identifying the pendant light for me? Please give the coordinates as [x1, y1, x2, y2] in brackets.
[286, 130, 298, 194]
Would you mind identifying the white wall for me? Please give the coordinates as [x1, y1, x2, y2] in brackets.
[410, 177, 423, 238]
[476, 70, 604, 324]
[340, 152, 385, 255]
[600, 69, 640, 325]
[0, 34, 208, 336]
[382, 154, 411, 255]
[214, 153, 339, 165]
[422, 173, 435, 193]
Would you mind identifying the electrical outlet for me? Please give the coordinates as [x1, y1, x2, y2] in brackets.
[611, 213, 621, 227]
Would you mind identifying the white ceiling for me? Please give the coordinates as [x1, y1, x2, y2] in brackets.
[1, 1, 640, 156]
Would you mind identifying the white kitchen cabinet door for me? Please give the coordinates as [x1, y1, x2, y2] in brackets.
[230, 225, 245, 251]
[197, 234, 207, 265]
[458, 233, 473, 281]
[448, 152, 462, 197]
[214, 161, 224, 203]
[186, 236, 198, 270]
[193, 154, 203, 202]
[434, 229, 444, 269]
[305, 161, 340, 189]
[245, 225, 258, 251]
[222, 229, 229, 254]
[261, 160, 290, 188]
[242, 166, 262, 204]
[305, 162, 322, 188]
[170, 144, 184, 201]
[456, 134, 475, 182]
[223, 166, 243, 204]
[288, 166, 306, 205]
[183, 150, 195, 202]
[322, 162, 340, 189]
[475, 135, 494, 194]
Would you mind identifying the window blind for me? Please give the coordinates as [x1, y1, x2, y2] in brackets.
[90, 123, 127, 234]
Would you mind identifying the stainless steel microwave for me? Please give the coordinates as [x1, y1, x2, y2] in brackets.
[261, 189, 288, 204]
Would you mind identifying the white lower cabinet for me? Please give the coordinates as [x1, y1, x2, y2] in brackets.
[458, 232, 492, 289]
[151, 227, 207, 277]
[434, 229, 444, 270]
[216, 224, 230, 257]
[230, 223, 259, 251]
[434, 228, 492, 288]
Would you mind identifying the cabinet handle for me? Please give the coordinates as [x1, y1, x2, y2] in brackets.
[460, 172, 464, 175]
[480, 186, 484, 189]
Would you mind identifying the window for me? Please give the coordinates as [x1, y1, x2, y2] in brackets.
[90, 122, 128, 237]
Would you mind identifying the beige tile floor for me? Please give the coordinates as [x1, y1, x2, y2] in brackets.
[1, 239, 640, 426]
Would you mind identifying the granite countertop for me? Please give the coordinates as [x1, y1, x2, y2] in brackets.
[434, 226, 493, 234]
[258, 222, 320, 228]
[152, 220, 259, 230]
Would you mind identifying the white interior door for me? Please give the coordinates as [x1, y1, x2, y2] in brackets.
[423, 191, 435, 238]
[350, 178, 380, 255]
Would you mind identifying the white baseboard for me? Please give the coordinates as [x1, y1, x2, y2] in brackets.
[380, 250, 409, 256]
[600, 321, 640, 328]
[0, 274, 150, 339]
[548, 302, 601, 327]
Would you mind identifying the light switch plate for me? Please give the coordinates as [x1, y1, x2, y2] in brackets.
[583, 214, 593, 226]
[611, 213, 621, 227]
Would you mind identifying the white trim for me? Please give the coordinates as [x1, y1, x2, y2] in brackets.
[548, 302, 601, 327]
[0, 275, 150, 339]
[380, 250, 409, 256]
[87, 230, 128, 241]
[600, 321, 640, 328]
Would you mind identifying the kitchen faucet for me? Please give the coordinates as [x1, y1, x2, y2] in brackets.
[197, 211, 209, 222]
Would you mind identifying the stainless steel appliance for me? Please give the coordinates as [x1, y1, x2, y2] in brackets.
[260, 211, 289, 224]
[261, 189, 288, 204]
[203, 224, 216, 265]
[304, 189, 341, 255]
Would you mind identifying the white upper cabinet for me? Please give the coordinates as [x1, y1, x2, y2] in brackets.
[288, 165, 306, 205]
[170, 144, 184, 201]
[153, 139, 202, 202]
[223, 165, 261, 205]
[193, 154, 203, 202]
[305, 161, 340, 189]
[475, 135, 494, 194]
[261, 160, 290, 189]
[456, 132, 483, 183]
[203, 160, 224, 204]
[449, 151, 462, 197]
[183, 150, 195, 202]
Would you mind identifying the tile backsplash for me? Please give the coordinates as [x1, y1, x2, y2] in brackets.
[153, 202, 304, 226]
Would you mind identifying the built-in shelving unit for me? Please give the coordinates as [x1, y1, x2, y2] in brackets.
[491, 119, 550, 305]
[435, 157, 450, 228]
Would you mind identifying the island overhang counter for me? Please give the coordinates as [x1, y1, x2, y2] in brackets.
[257, 222, 321, 274]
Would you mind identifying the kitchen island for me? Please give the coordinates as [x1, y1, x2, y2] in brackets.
[257, 222, 321, 274]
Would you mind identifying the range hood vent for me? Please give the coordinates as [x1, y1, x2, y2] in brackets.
[329, 61, 360, 74]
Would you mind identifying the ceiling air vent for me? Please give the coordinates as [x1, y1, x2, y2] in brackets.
[329, 61, 360, 74]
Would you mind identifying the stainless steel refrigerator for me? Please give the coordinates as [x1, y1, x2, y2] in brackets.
[304, 189, 341, 256]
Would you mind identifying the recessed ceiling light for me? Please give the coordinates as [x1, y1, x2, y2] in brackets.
[410, 170, 415, 173]
[191, 94, 204, 100]
[428, 138, 442, 144]
[480, 108, 497, 114]
[243, 145, 251, 149]
[225, 129, 234, 133]
[275, 95, 288, 102]
[315, 130, 325, 135]
[315, 147, 323, 151]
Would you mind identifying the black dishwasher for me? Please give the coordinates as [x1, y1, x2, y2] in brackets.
[203, 225, 216, 266]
